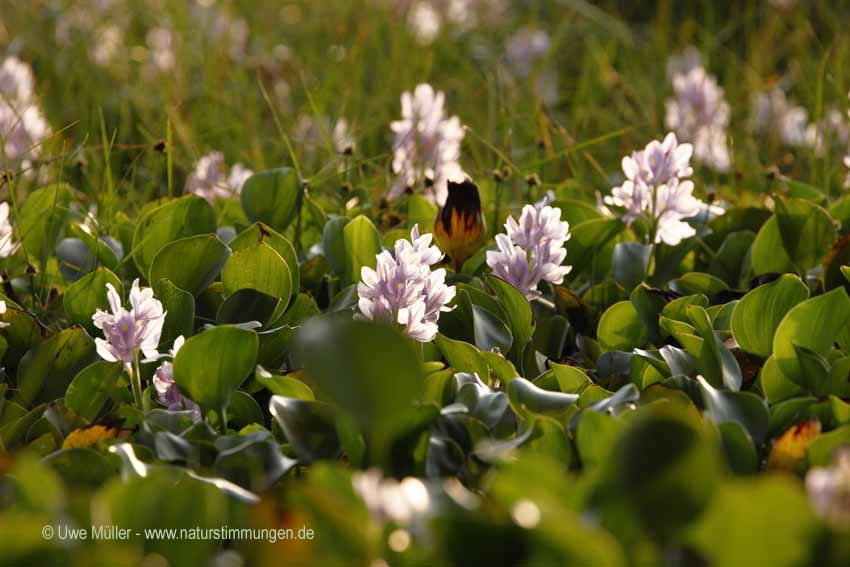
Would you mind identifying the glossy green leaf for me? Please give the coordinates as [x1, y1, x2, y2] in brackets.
[172, 326, 259, 412]
[222, 241, 292, 305]
[18, 183, 71, 261]
[240, 167, 302, 231]
[773, 287, 850, 388]
[149, 234, 230, 296]
[64, 360, 124, 422]
[731, 274, 809, 358]
[132, 196, 217, 276]
[597, 300, 647, 352]
[13, 327, 96, 407]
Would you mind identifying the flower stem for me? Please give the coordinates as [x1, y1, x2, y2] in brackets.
[131, 355, 144, 411]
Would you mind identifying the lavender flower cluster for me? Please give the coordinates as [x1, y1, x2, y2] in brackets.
[0, 56, 52, 172]
[389, 83, 466, 206]
[185, 151, 254, 203]
[357, 225, 456, 341]
[606, 133, 705, 246]
[486, 199, 572, 298]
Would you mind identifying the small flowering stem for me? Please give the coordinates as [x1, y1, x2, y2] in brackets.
[131, 354, 144, 411]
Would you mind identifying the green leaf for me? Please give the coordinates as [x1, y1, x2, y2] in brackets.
[293, 317, 422, 443]
[731, 274, 810, 358]
[434, 334, 489, 380]
[751, 216, 795, 275]
[717, 421, 758, 475]
[407, 193, 438, 231]
[774, 197, 838, 274]
[507, 377, 578, 416]
[471, 304, 512, 353]
[172, 326, 259, 412]
[254, 366, 315, 400]
[697, 376, 768, 443]
[240, 167, 302, 231]
[612, 242, 651, 289]
[549, 361, 593, 393]
[688, 477, 818, 567]
[773, 287, 850, 389]
[153, 278, 196, 346]
[132, 196, 217, 276]
[806, 424, 850, 467]
[64, 361, 124, 422]
[612, 408, 720, 539]
[576, 410, 623, 469]
[486, 275, 535, 358]
[321, 216, 350, 278]
[709, 230, 756, 287]
[669, 272, 729, 299]
[760, 356, 805, 404]
[149, 234, 230, 296]
[342, 215, 382, 286]
[63, 267, 122, 334]
[229, 222, 300, 300]
[269, 396, 340, 464]
[597, 300, 647, 352]
[18, 183, 71, 261]
[222, 241, 292, 306]
[13, 327, 96, 407]
[687, 305, 741, 390]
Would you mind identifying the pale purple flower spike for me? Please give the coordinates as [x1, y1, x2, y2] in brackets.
[486, 198, 572, 298]
[606, 132, 709, 246]
[358, 225, 455, 342]
[389, 84, 466, 206]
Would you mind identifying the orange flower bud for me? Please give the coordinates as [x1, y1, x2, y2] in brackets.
[434, 179, 486, 271]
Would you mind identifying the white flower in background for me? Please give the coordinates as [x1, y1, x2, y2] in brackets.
[486, 199, 571, 298]
[147, 27, 176, 71]
[0, 202, 18, 258]
[805, 108, 849, 156]
[806, 448, 850, 529]
[666, 46, 702, 80]
[665, 66, 732, 172]
[751, 88, 811, 147]
[606, 133, 706, 246]
[0, 56, 52, 170]
[505, 28, 550, 78]
[152, 336, 201, 419]
[390, 83, 466, 206]
[333, 119, 356, 154]
[185, 151, 253, 202]
[352, 468, 431, 525]
[358, 225, 455, 342]
[92, 279, 166, 365]
[90, 25, 124, 67]
[0, 300, 9, 328]
[503, 28, 558, 105]
[0, 57, 35, 103]
[409, 1, 442, 44]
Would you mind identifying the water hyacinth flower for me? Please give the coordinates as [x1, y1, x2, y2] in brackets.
[92, 279, 166, 365]
[357, 225, 455, 342]
[665, 66, 732, 172]
[606, 133, 708, 246]
[152, 336, 200, 419]
[389, 83, 466, 206]
[185, 151, 253, 203]
[486, 198, 571, 298]
[806, 448, 850, 529]
[751, 88, 811, 147]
